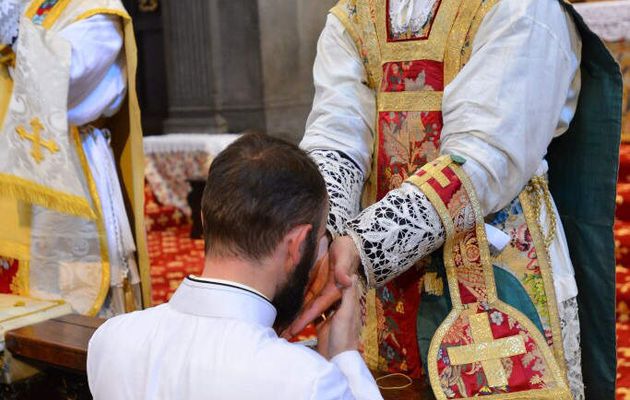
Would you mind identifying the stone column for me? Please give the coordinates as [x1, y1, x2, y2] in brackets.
[161, 0, 227, 133]
[258, 0, 335, 143]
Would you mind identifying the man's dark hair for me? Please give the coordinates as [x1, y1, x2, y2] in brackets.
[202, 132, 327, 261]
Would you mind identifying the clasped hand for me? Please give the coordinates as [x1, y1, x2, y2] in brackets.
[283, 236, 362, 356]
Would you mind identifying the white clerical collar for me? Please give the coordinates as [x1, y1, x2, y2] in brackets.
[188, 275, 270, 301]
[168, 276, 277, 328]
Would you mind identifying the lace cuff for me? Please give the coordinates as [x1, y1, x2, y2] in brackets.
[309, 150, 364, 238]
[345, 183, 445, 288]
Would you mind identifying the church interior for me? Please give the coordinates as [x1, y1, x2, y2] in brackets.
[0, 0, 629, 398]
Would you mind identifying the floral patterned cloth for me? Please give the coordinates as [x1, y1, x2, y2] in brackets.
[143, 134, 240, 216]
[144, 150, 211, 216]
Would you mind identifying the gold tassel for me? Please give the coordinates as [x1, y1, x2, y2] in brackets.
[423, 272, 444, 296]
[123, 277, 137, 313]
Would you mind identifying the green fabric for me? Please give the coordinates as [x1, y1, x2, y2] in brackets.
[494, 266, 544, 335]
[547, 3, 623, 399]
[417, 265, 544, 374]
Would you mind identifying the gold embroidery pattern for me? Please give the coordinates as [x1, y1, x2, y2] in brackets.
[377, 91, 443, 112]
[15, 118, 59, 164]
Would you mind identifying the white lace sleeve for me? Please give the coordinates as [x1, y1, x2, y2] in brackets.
[345, 183, 445, 288]
[309, 149, 364, 238]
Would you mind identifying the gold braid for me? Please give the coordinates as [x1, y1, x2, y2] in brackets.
[527, 176, 557, 250]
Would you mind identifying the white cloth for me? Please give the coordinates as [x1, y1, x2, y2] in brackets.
[87, 277, 383, 400]
[59, 14, 127, 126]
[301, 0, 581, 302]
[143, 133, 241, 155]
[82, 129, 139, 290]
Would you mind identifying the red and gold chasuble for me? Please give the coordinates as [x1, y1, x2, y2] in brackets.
[331, 0, 572, 398]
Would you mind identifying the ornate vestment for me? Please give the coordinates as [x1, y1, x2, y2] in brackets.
[307, 0, 621, 398]
[0, 0, 149, 316]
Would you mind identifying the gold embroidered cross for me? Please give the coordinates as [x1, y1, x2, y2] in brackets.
[447, 312, 526, 388]
[407, 156, 453, 188]
[16, 118, 59, 164]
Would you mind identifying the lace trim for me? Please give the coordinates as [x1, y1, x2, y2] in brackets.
[346, 183, 445, 288]
[309, 150, 364, 238]
[0, 0, 25, 46]
[559, 296, 584, 400]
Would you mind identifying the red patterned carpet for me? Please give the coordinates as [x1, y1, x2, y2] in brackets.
[146, 146, 630, 397]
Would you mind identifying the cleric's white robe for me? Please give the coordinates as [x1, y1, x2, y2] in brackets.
[87, 277, 384, 400]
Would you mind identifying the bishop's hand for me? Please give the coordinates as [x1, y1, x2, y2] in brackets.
[283, 235, 361, 338]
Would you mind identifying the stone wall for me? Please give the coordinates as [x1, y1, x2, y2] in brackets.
[161, 0, 335, 143]
[258, 0, 335, 143]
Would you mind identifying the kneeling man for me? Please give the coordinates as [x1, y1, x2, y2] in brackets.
[87, 132, 383, 400]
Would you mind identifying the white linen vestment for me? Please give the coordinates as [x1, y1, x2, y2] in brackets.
[87, 277, 384, 400]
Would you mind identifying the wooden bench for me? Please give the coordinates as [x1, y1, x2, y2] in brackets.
[5, 314, 431, 399]
[5, 314, 105, 373]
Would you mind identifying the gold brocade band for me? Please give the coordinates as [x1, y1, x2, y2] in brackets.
[362, 287, 379, 370]
[378, 91, 443, 112]
[443, 0, 483, 85]
[519, 187, 568, 375]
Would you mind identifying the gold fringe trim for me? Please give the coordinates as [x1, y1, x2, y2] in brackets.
[0, 174, 95, 220]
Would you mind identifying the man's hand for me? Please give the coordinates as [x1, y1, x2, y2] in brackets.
[285, 235, 361, 337]
[316, 275, 360, 360]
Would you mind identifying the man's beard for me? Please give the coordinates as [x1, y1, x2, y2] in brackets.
[272, 230, 318, 332]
